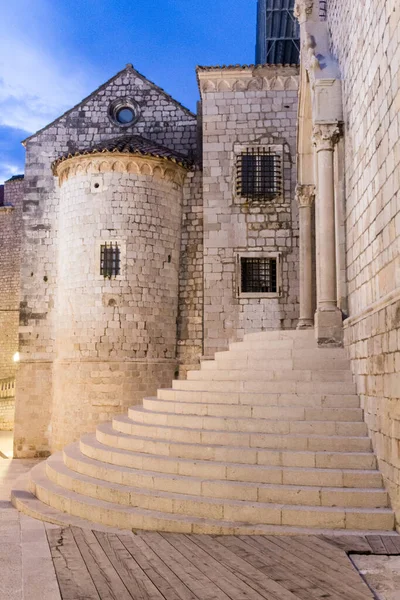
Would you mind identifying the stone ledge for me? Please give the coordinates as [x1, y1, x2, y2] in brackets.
[344, 288, 400, 329]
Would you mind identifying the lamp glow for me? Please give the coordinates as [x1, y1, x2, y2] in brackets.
[13, 352, 20, 363]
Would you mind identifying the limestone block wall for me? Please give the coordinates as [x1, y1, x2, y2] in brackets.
[177, 168, 204, 376]
[0, 178, 23, 431]
[327, 0, 400, 514]
[49, 155, 186, 451]
[198, 66, 300, 356]
[14, 64, 197, 457]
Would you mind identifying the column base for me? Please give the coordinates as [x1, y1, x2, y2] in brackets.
[315, 307, 343, 347]
[296, 318, 314, 330]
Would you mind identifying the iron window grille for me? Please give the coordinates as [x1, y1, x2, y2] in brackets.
[241, 257, 277, 294]
[100, 242, 121, 278]
[236, 148, 282, 200]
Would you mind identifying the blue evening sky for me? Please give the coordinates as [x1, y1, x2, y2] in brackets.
[0, 0, 257, 183]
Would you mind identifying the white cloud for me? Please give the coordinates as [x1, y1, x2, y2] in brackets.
[0, 162, 22, 185]
[0, 3, 94, 135]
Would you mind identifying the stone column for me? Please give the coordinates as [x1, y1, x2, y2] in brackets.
[296, 184, 315, 329]
[312, 123, 343, 346]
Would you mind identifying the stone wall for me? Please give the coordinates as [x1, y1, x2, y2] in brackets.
[198, 66, 300, 356]
[177, 168, 204, 376]
[327, 0, 400, 514]
[49, 156, 186, 451]
[14, 64, 197, 457]
[0, 178, 23, 432]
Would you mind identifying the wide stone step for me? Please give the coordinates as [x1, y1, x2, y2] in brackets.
[230, 337, 317, 351]
[112, 415, 371, 450]
[56, 448, 390, 511]
[127, 406, 367, 436]
[172, 378, 357, 395]
[63, 444, 388, 507]
[35, 459, 394, 532]
[143, 397, 364, 421]
[158, 388, 361, 408]
[187, 369, 354, 383]
[15, 463, 394, 535]
[243, 330, 316, 342]
[213, 347, 350, 362]
[82, 432, 379, 477]
[202, 357, 351, 371]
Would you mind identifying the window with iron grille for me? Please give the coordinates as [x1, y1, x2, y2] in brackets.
[100, 242, 120, 278]
[236, 148, 282, 200]
[240, 256, 277, 294]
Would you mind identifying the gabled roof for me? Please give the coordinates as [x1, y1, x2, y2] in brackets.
[22, 64, 196, 146]
[51, 134, 193, 172]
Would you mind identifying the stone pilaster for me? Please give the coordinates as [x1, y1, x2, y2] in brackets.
[296, 184, 315, 330]
[312, 123, 343, 346]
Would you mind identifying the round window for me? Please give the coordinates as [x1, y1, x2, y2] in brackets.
[116, 107, 135, 124]
[108, 98, 140, 128]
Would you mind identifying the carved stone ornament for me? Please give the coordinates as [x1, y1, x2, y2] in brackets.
[296, 184, 316, 207]
[54, 153, 188, 187]
[303, 34, 320, 75]
[294, 0, 314, 20]
[312, 123, 341, 151]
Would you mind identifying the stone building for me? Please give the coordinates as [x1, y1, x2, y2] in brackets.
[3, 0, 400, 532]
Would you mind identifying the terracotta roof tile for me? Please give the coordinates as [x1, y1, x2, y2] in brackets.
[52, 135, 193, 171]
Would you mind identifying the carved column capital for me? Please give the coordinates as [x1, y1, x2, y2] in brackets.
[294, 0, 314, 21]
[296, 184, 316, 207]
[312, 123, 341, 151]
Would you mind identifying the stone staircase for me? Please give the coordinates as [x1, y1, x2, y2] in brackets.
[12, 330, 396, 534]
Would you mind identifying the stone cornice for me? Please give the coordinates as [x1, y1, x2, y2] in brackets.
[197, 65, 299, 94]
[312, 123, 341, 151]
[55, 153, 188, 187]
[296, 184, 316, 207]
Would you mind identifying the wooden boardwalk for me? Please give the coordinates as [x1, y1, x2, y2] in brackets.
[46, 528, 400, 600]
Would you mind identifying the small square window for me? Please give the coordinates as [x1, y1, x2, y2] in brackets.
[236, 148, 282, 200]
[100, 242, 120, 278]
[241, 257, 277, 293]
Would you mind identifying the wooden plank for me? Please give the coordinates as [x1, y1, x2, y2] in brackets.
[319, 535, 372, 554]
[46, 527, 100, 600]
[297, 535, 356, 567]
[267, 536, 365, 591]
[162, 533, 266, 600]
[94, 532, 166, 600]
[385, 535, 400, 554]
[379, 536, 400, 555]
[118, 533, 199, 600]
[192, 534, 304, 600]
[71, 527, 133, 600]
[365, 535, 388, 555]
[138, 531, 231, 600]
[246, 536, 373, 600]
[217, 535, 335, 600]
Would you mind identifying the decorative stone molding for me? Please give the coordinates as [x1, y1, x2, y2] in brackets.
[303, 34, 320, 76]
[197, 66, 299, 95]
[54, 153, 188, 187]
[312, 123, 341, 151]
[294, 0, 314, 21]
[296, 184, 315, 207]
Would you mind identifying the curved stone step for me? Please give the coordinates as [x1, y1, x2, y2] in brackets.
[63, 443, 388, 508]
[172, 378, 357, 395]
[187, 369, 354, 383]
[97, 422, 373, 462]
[128, 406, 367, 436]
[202, 357, 351, 372]
[33, 459, 395, 532]
[82, 432, 379, 479]
[13, 464, 394, 536]
[143, 397, 364, 421]
[158, 388, 361, 408]
[111, 415, 372, 451]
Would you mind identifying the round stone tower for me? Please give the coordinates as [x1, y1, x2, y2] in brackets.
[51, 136, 190, 450]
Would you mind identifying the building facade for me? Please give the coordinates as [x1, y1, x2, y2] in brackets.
[1, 0, 400, 520]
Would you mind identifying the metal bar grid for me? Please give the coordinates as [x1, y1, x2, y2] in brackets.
[100, 242, 120, 278]
[241, 257, 277, 293]
[236, 148, 282, 201]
